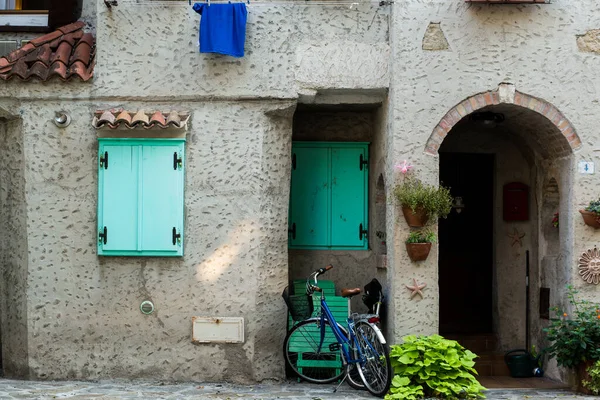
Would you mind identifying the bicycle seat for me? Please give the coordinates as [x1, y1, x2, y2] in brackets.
[341, 288, 361, 298]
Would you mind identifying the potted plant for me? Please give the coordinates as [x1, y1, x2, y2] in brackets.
[543, 285, 600, 394]
[580, 198, 600, 229]
[406, 230, 436, 261]
[393, 177, 453, 227]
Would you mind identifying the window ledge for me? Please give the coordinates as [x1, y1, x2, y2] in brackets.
[0, 10, 49, 14]
[0, 12, 48, 29]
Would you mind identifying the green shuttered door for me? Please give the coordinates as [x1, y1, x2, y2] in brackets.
[289, 142, 368, 250]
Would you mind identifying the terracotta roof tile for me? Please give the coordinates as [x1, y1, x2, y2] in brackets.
[0, 21, 94, 82]
[93, 110, 191, 130]
[57, 21, 85, 35]
[71, 41, 91, 65]
[29, 61, 50, 80]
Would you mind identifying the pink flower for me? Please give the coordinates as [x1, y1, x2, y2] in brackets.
[395, 160, 413, 174]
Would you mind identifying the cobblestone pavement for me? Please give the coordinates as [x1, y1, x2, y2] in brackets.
[0, 379, 596, 400]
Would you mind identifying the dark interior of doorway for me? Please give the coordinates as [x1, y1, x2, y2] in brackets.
[439, 153, 494, 335]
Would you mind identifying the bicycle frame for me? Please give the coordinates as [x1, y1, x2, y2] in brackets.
[316, 294, 364, 367]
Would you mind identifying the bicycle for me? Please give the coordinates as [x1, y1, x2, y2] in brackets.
[282, 265, 392, 397]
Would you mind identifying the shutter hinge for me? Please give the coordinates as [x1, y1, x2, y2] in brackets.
[99, 151, 108, 169]
[99, 226, 107, 245]
[288, 223, 296, 240]
[292, 153, 296, 170]
[173, 152, 182, 170]
[359, 154, 368, 171]
[172, 227, 181, 245]
[359, 223, 368, 240]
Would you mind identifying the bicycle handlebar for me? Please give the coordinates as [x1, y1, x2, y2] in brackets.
[306, 264, 333, 294]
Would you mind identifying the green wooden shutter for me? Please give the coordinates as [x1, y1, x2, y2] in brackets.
[289, 142, 369, 250]
[140, 144, 184, 253]
[289, 147, 330, 247]
[98, 138, 185, 257]
[98, 144, 139, 252]
[331, 146, 367, 248]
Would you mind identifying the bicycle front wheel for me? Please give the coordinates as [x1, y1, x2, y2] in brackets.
[354, 321, 392, 397]
[283, 318, 346, 384]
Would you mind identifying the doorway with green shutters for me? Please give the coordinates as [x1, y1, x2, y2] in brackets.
[287, 105, 388, 322]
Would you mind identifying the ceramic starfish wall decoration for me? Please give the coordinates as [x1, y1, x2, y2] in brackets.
[507, 227, 525, 247]
[406, 278, 426, 299]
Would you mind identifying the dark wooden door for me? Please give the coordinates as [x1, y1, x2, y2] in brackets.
[439, 153, 494, 334]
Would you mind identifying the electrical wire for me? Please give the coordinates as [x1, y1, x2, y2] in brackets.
[117, 0, 391, 6]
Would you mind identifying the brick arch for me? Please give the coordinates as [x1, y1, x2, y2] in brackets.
[424, 86, 582, 156]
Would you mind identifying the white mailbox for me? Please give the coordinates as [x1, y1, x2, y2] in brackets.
[192, 317, 245, 344]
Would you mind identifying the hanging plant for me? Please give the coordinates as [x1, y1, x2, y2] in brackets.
[552, 212, 559, 228]
[394, 177, 453, 227]
[405, 231, 435, 261]
[580, 198, 600, 229]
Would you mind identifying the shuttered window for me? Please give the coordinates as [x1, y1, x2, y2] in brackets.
[97, 139, 185, 257]
[289, 142, 368, 250]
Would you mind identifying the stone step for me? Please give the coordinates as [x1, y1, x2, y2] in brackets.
[444, 333, 498, 354]
[474, 352, 511, 377]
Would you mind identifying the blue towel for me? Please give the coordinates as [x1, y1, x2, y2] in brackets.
[193, 3, 248, 58]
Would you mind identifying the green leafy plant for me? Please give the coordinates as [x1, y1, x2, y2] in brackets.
[406, 230, 436, 244]
[586, 199, 600, 214]
[583, 360, 600, 395]
[385, 335, 486, 400]
[543, 285, 600, 368]
[393, 177, 453, 219]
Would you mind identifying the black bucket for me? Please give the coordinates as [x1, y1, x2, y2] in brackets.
[505, 349, 537, 378]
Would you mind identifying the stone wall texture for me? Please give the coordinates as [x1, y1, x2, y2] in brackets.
[0, 0, 598, 386]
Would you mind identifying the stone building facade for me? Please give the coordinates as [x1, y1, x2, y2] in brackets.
[0, 0, 598, 387]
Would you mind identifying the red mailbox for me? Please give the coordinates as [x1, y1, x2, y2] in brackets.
[503, 182, 529, 221]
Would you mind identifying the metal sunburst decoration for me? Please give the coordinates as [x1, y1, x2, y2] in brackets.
[578, 247, 600, 285]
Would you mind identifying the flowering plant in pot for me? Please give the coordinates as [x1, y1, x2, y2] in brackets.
[393, 177, 453, 227]
[543, 285, 600, 393]
[580, 198, 600, 229]
[405, 230, 436, 261]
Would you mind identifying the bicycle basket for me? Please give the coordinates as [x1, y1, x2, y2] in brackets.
[282, 286, 314, 321]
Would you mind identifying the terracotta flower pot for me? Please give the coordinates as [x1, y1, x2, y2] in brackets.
[402, 206, 429, 227]
[577, 360, 595, 395]
[580, 210, 600, 229]
[406, 242, 432, 262]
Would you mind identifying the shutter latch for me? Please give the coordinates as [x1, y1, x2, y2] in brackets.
[359, 154, 368, 171]
[359, 223, 368, 240]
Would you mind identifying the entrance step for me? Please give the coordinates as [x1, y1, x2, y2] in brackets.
[444, 333, 498, 354]
[474, 352, 511, 377]
[444, 334, 508, 377]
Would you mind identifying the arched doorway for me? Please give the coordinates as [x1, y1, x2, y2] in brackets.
[426, 85, 579, 378]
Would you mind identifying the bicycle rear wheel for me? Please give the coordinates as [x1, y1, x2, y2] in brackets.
[283, 318, 346, 384]
[354, 321, 391, 397]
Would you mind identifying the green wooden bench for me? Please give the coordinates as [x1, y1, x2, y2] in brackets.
[287, 280, 348, 379]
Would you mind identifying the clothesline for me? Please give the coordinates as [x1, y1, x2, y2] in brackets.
[119, 0, 391, 6]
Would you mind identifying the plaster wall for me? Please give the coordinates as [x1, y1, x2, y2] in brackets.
[10, 100, 292, 382]
[386, 0, 600, 346]
[92, 0, 389, 100]
[0, 118, 29, 377]
[0, 0, 600, 385]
